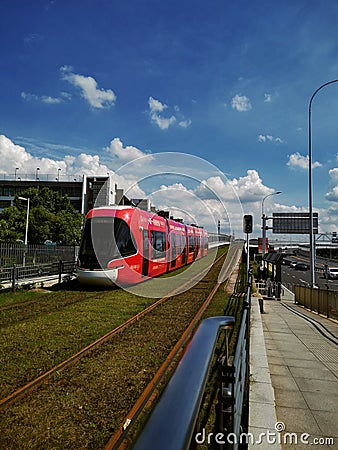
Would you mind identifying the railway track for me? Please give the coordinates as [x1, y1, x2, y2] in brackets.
[0, 250, 224, 412]
[0, 244, 243, 450]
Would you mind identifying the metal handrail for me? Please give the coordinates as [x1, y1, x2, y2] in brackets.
[132, 316, 235, 450]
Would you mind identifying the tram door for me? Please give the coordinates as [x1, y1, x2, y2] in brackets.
[142, 229, 149, 276]
[170, 233, 177, 269]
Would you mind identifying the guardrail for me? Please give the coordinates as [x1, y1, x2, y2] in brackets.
[132, 316, 235, 450]
[295, 285, 338, 321]
[0, 260, 76, 290]
[132, 271, 252, 450]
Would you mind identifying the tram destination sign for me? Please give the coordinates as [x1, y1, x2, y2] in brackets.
[272, 212, 318, 234]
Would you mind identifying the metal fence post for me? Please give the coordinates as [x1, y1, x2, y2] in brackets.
[12, 264, 16, 291]
[58, 259, 63, 284]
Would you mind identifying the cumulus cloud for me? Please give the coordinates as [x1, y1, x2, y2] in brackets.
[231, 94, 252, 112]
[230, 169, 274, 203]
[325, 167, 338, 201]
[148, 96, 191, 130]
[60, 66, 116, 109]
[3, 133, 336, 234]
[287, 152, 322, 170]
[326, 186, 338, 202]
[105, 137, 153, 167]
[148, 96, 176, 130]
[148, 96, 167, 113]
[0, 134, 110, 177]
[328, 167, 338, 181]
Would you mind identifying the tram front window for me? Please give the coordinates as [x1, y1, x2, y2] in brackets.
[78, 217, 136, 269]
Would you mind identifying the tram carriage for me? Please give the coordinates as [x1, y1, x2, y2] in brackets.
[77, 206, 208, 286]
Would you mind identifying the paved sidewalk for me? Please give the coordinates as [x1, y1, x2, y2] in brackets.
[249, 297, 338, 449]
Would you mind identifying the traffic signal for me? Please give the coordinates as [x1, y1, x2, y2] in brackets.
[243, 215, 253, 234]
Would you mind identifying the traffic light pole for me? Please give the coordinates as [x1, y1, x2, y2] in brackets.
[243, 215, 253, 282]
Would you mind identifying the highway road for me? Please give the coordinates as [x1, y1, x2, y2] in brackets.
[282, 263, 338, 291]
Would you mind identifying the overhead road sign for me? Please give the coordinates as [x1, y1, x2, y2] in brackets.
[272, 212, 318, 234]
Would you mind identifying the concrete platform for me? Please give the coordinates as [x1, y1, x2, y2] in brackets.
[249, 297, 338, 449]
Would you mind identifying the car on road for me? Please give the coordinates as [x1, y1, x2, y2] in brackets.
[294, 262, 309, 271]
[324, 266, 338, 279]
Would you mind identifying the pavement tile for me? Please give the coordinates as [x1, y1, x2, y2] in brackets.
[283, 358, 326, 369]
[273, 387, 308, 409]
[270, 374, 300, 391]
[293, 377, 338, 394]
[288, 365, 337, 381]
[249, 401, 278, 429]
[250, 297, 338, 448]
[302, 390, 338, 412]
[250, 382, 275, 404]
[275, 406, 322, 435]
[268, 364, 292, 376]
[311, 410, 338, 438]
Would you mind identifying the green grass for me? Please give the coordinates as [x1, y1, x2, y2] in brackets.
[0, 246, 234, 450]
[0, 288, 157, 398]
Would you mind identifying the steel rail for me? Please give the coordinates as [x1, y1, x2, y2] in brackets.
[105, 282, 229, 450]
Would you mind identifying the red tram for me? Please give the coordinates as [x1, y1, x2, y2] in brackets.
[77, 206, 208, 286]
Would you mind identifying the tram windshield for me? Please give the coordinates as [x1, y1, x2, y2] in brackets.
[78, 217, 137, 269]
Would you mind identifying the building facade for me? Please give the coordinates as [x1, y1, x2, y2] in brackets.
[0, 173, 142, 214]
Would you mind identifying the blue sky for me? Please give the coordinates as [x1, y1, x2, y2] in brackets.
[1, 0, 338, 237]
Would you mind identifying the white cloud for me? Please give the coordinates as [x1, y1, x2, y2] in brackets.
[231, 94, 252, 112]
[61, 66, 116, 109]
[258, 134, 285, 144]
[325, 167, 338, 201]
[231, 169, 274, 203]
[0, 134, 67, 175]
[0, 134, 108, 177]
[179, 119, 192, 128]
[3, 133, 336, 234]
[148, 96, 190, 130]
[151, 114, 177, 130]
[264, 93, 272, 102]
[148, 96, 167, 113]
[328, 167, 338, 181]
[105, 137, 153, 166]
[326, 185, 338, 201]
[21, 91, 65, 104]
[287, 152, 322, 170]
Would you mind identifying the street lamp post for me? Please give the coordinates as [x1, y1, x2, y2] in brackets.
[308, 79, 338, 288]
[261, 191, 282, 257]
[18, 196, 30, 266]
[18, 197, 30, 245]
[36, 167, 40, 181]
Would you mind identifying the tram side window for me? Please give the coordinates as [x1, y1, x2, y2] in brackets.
[151, 230, 166, 259]
[188, 235, 195, 252]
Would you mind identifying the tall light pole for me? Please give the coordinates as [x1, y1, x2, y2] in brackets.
[18, 197, 30, 245]
[261, 191, 282, 257]
[308, 79, 338, 288]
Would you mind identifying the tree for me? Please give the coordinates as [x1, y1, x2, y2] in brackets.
[0, 187, 83, 244]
